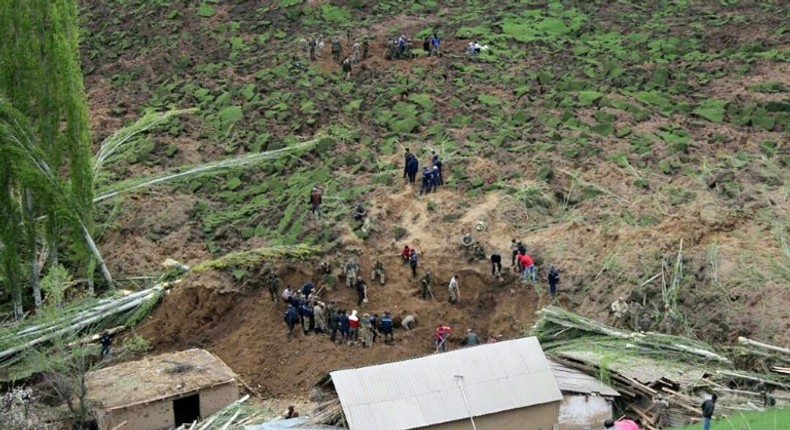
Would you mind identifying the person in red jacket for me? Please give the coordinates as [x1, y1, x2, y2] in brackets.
[518, 253, 536, 282]
[435, 323, 452, 352]
[400, 245, 411, 264]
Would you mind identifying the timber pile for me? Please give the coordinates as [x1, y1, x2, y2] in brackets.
[0, 283, 171, 368]
[532, 306, 790, 429]
[306, 397, 344, 426]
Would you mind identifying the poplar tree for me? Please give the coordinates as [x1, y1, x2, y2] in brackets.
[0, 0, 112, 318]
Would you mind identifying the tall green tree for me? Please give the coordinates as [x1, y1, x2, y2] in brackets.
[0, 0, 112, 318]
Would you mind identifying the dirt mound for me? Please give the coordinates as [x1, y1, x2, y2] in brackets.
[140, 256, 544, 397]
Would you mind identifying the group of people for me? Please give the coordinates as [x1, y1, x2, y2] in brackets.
[386, 35, 414, 60]
[282, 281, 399, 346]
[402, 148, 444, 194]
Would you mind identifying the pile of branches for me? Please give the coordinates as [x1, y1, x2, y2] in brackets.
[532, 306, 790, 429]
[532, 306, 730, 364]
[175, 395, 267, 430]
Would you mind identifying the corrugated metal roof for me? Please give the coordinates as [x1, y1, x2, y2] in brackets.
[330, 337, 562, 430]
[555, 350, 707, 387]
[548, 360, 619, 397]
[245, 417, 335, 430]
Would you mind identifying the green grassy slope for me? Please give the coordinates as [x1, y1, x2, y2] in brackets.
[80, 0, 790, 344]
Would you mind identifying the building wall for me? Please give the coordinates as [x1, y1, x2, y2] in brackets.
[418, 401, 560, 430]
[96, 382, 238, 430]
[558, 394, 612, 430]
[98, 398, 174, 430]
[199, 382, 238, 417]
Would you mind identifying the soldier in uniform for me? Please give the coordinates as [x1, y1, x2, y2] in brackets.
[370, 259, 386, 285]
[344, 258, 359, 287]
[331, 36, 342, 63]
[351, 41, 361, 63]
[267, 272, 280, 302]
[610, 297, 629, 329]
[630, 300, 644, 331]
[648, 394, 670, 428]
[420, 271, 433, 299]
[362, 35, 369, 60]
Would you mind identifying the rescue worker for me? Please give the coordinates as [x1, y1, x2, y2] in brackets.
[298, 299, 313, 334]
[419, 166, 433, 195]
[463, 329, 479, 347]
[285, 406, 299, 419]
[355, 276, 367, 306]
[309, 37, 316, 61]
[281, 286, 294, 303]
[381, 311, 394, 343]
[354, 203, 367, 222]
[267, 272, 279, 302]
[407, 153, 419, 184]
[435, 323, 451, 352]
[420, 271, 433, 299]
[630, 301, 644, 331]
[338, 310, 350, 341]
[402, 313, 417, 330]
[648, 394, 670, 428]
[369, 314, 379, 343]
[610, 297, 629, 329]
[409, 248, 419, 278]
[548, 265, 560, 299]
[431, 151, 444, 186]
[320, 261, 332, 274]
[490, 253, 502, 277]
[639, 312, 652, 332]
[403, 148, 412, 179]
[299, 37, 309, 58]
[348, 310, 360, 343]
[309, 186, 323, 218]
[431, 33, 441, 56]
[401, 245, 411, 264]
[701, 394, 717, 430]
[362, 35, 369, 60]
[371, 259, 386, 285]
[100, 331, 112, 358]
[344, 258, 359, 288]
[510, 239, 519, 267]
[342, 57, 352, 79]
[423, 37, 430, 53]
[517, 253, 536, 282]
[284, 305, 300, 339]
[360, 313, 373, 347]
[448, 274, 460, 304]
[329, 308, 340, 342]
[430, 165, 440, 192]
[301, 281, 315, 298]
[331, 35, 342, 62]
[314, 301, 327, 333]
[351, 41, 361, 63]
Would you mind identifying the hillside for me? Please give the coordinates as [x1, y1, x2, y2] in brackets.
[79, 0, 790, 397]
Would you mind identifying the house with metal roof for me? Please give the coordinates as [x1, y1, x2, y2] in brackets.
[548, 360, 619, 430]
[328, 336, 562, 430]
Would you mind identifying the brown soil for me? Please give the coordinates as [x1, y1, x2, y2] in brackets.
[139, 241, 543, 397]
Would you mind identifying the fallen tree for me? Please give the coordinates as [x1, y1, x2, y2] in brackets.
[531, 306, 790, 429]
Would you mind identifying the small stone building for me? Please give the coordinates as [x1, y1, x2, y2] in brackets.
[548, 360, 619, 430]
[85, 348, 238, 430]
